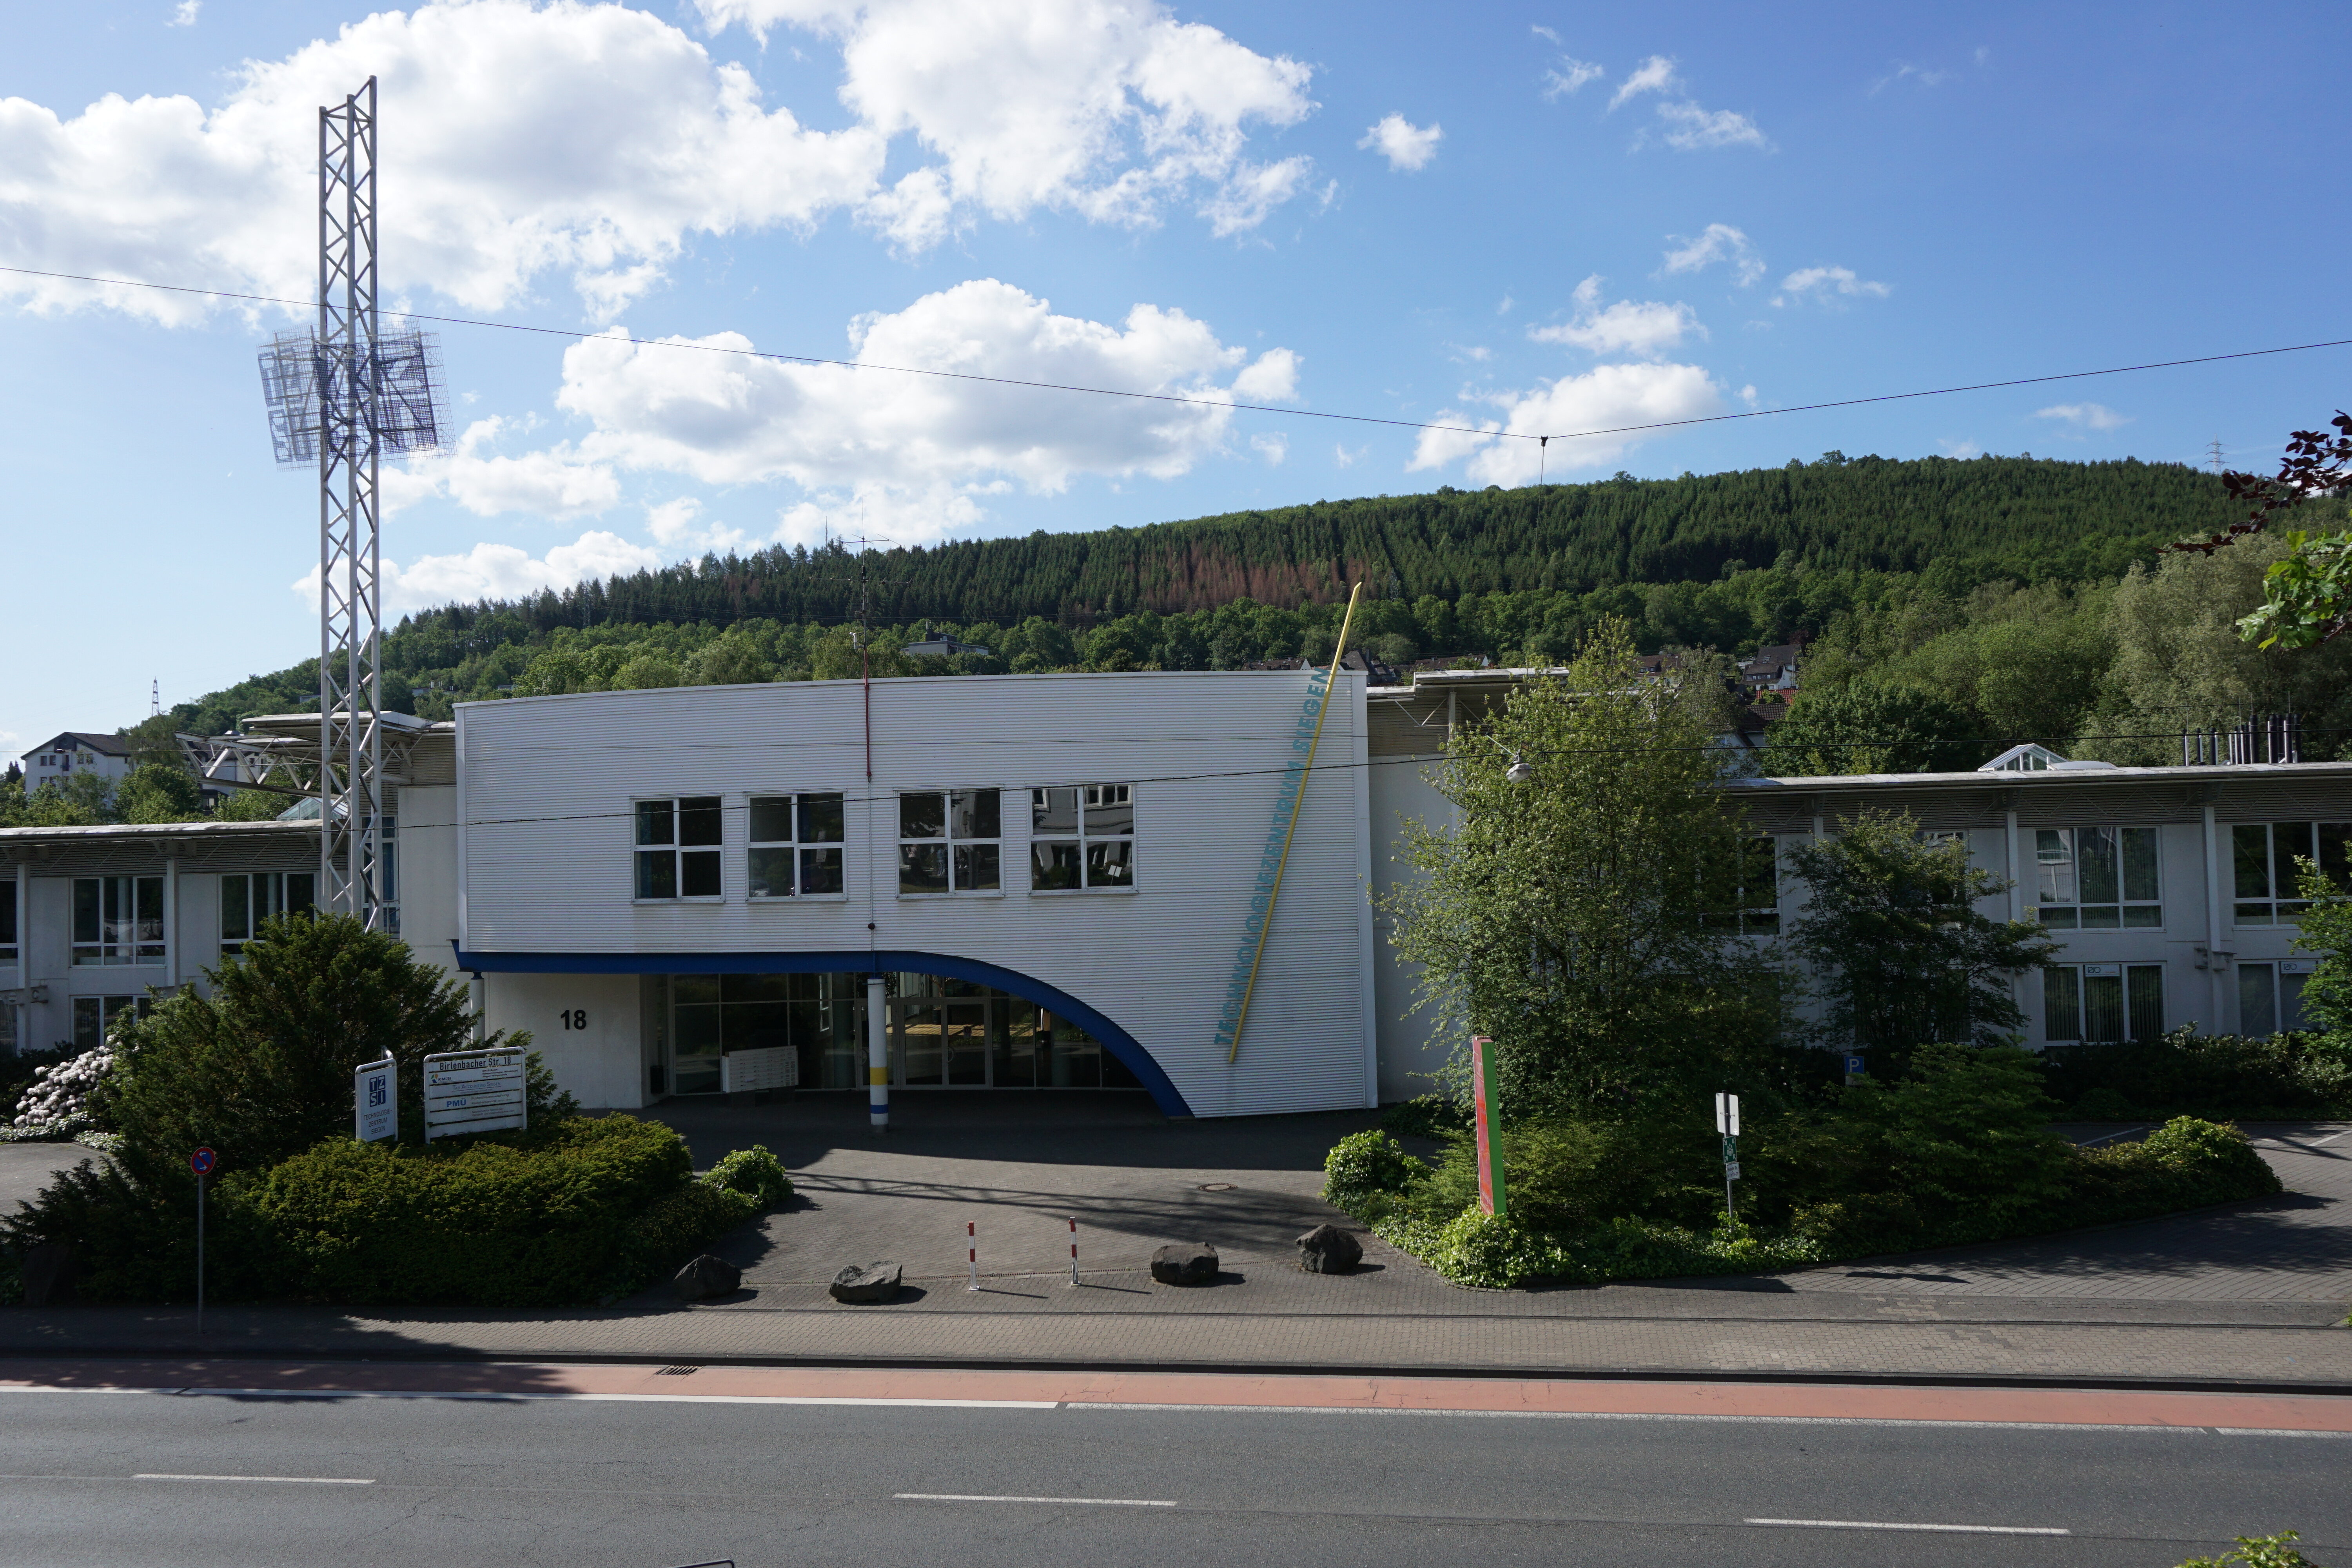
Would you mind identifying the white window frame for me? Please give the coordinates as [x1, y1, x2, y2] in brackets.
[2042, 960, 2165, 1044]
[634, 796, 725, 903]
[220, 871, 317, 954]
[71, 993, 152, 1051]
[747, 792, 849, 900]
[1029, 783, 1138, 894]
[898, 789, 1004, 897]
[2229, 820, 2351, 927]
[2029, 825, 2162, 931]
[71, 875, 165, 966]
[2237, 958, 2318, 1037]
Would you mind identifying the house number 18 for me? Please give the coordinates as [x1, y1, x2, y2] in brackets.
[559, 1009, 588, 1030]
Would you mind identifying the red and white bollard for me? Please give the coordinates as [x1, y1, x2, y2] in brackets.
[967, 1220, 979, 1292]
[1067, 1216, 1080, 1287]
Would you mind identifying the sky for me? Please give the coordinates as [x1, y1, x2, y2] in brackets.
[2, 0, 2345, 758]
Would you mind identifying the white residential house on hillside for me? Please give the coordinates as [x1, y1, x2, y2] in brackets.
[2, 668, 2345, 1107]
[18, 732, 136, 798]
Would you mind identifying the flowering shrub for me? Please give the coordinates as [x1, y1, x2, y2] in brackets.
[7, 1043, 118, 1142]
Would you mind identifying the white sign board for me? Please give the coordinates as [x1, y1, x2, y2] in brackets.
[1714, 1092, 1740, 1136]
[354, 1056, 397, 1143]
[720, 1045, 800, 1094]
[423, 1046, 527, 1141]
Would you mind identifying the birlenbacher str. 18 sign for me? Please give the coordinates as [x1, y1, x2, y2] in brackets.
[423, 1046, 526, 1140]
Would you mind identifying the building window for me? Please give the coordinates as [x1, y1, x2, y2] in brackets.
[0, 878, 16, 965]
[2231, 822, 2352, 926]
[2238, 960, 2316, 1037]
[899, 790, 1001, 894]
[71, 876, 164, 965]
[220, 872, 316, 953]
[2043, 962, 2164, 1043]
[1029, 784, 1136, 892]
[2034, 826, 2161, 929]
[1700, 835, 1779, 934]
[635, 797, 722, 901]
[72, 994, 152, 1051]
[748, 793, 846, 898]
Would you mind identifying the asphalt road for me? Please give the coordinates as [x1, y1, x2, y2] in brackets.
[2, 1385, 2347, 1567]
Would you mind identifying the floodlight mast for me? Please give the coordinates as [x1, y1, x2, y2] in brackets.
[317, 78, 386, 930]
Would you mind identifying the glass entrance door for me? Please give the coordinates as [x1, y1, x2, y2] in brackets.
[889, 997, 1006, 1086]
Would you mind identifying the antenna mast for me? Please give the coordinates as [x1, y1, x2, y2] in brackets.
[256, 77, 445, 930]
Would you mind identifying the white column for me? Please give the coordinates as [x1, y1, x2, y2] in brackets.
[2203, 803, 2226, 1030]
[866, 973, 889, 1130]
[163, 857, 180, 990]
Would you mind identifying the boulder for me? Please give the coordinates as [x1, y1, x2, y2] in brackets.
[1295, 1223, 1362, 1274]
[22, 1243, 76, 1308]
[829, 1261, 903, 1304]
[671, 1253, 742, 1302]
[1150, 1242, 1220, 1287]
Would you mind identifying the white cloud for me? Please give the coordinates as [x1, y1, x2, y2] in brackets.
[1231, 345, 1300, 401]
[1653, 100, 1770, 151]
[1530, 25, 1561, 44]
[0, 1, 882, 324]
[1773, 265, 1892, 305]
[1250, 432, 1288, 465]
[291, 529, 661, 615]
[702, 0, 1319, 246]
[1609, 55, 1679, 111]
[1542, 56, 1605, 100]
[551, 278, 1293, 547]
[1661, 223, 1766, 286]
[1333, 443, 1365, 468]
[168, 0, 200, 25]
[1940, 438, 1983, 458]
[2036, 402, 2131, 432]
[1526, 275, 1701, 358]
[1358, 112, 1443, 172]
[5, 0, 1319, 327]
[1199, 155, 1315, 238]
[644, 495, 752, 553]
[384, 417, 621, 520]
[1407, 362, 1723, 486]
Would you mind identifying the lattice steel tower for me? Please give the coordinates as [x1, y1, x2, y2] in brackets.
[257, 77, 445, 929]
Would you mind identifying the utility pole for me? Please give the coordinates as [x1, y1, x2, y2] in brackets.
[2208, 439, 2225, 475]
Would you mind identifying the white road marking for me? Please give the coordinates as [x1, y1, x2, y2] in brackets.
[1063, 1402, 2321, 1435]
[135, 1474, 375, 1485]
[1747, 1517, 2068, 1535]
[0, 1388, 1056, 1410]
[897, 1492, 1176, 1507]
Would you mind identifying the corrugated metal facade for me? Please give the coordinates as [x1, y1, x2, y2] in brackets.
[457, 670, 1377, 1118]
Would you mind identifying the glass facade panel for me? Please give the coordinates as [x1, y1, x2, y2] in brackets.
[71, 877, 164, 965]
[2047, 963, 2162, 1044]
[900, 789, 1001, 893]
[2083, 970, 2126, 1043]
[2043, 966, 2082, 1042]
[2037, 826, 2158, 928]
[2239, 963, 2278, 1038]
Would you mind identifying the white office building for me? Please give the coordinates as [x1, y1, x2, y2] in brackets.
[1, 668, 2344, 1109]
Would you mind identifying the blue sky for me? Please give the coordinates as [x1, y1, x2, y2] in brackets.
[2, 0, 2344, 756]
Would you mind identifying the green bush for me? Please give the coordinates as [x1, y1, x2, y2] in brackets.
[1379, 1094, 1468, 1138]
[2042, 1029, 2352, 1120]
[1322, 1130, 1427, 1215]
[232, 1116, 741, 1307]
[1409, 1115, 1720, 1232]
[2178, 1532, 2319, 1568]
[704, 1144, 793, 1209]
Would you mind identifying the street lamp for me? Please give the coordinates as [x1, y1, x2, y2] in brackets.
[1505, 755, 1536, 786]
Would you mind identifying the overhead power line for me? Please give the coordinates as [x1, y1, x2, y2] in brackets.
[3, 261, 2348, 450]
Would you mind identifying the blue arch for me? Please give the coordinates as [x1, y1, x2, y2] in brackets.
[451, 944, 1192, 1118]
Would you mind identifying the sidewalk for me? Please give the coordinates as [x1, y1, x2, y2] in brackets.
[3, 1100, 2346, 1388]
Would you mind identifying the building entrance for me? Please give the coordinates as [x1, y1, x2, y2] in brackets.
[663, 970, 1138, 1096]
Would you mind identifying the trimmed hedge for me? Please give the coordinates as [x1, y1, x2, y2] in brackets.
[230, 1117, 756, 1307]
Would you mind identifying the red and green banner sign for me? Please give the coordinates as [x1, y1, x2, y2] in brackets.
[1472, 1035, 1506, 1216]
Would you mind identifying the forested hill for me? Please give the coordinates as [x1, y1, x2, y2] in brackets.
[415, 453, 2229, 638]
[155, 452, 2262, 739]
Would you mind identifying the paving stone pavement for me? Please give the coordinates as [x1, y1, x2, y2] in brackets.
[0, 1143, 95, 1216]
[2, 1097, 2345, 1386]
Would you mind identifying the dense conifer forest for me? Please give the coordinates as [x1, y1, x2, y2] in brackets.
[146, 452, 2352, 769]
